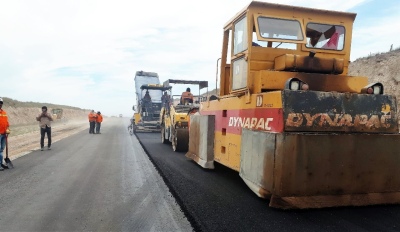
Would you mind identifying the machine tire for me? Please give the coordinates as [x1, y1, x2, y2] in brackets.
[172, 128, 189, 152]
[161, 125, 169, 144]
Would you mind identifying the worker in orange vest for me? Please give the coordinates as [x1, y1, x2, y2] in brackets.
[95, 111, 103, 134]
[181, 87, 194, 104]
[0, 97, 10, 171]
[88, 110, 97, 134]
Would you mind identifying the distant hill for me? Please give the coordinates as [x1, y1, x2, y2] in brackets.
[1, 97, 85, 110]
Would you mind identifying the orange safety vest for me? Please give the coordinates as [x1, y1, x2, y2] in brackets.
[96, 114, 103, 123]
[88, 113, 97, 122]
[0, 109, 9, 134]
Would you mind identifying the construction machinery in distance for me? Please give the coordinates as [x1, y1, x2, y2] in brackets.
[160, 79, 208, 152]
[51, 108, 63, 120]
[186, 1, 400, 209]
[133, 71, 171, 132]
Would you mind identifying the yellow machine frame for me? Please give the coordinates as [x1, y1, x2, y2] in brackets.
[186, 1, 400, 209]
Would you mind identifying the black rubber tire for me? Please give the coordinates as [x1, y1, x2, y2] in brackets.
[172, 128, 189, 152]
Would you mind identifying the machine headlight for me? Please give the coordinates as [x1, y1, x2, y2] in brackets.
[285, 78, 309, 91]
[373, 85, 382, 94]
[290, 81, 299, 90]
[361, 83, 384, 95]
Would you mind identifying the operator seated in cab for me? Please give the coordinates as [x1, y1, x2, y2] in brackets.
[143, 90, 151, 102]
[161, 91, 171, 107]
[180, 87, 193, 105]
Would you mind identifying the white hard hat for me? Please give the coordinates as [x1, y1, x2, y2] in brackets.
[0, 97, 3, 102]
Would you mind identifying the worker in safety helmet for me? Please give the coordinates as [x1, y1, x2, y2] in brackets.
[181, 87, 193, 105]
[0, 97, 10, 170]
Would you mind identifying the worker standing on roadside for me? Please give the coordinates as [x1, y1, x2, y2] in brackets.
[88, 110, 97, 134]
[36, 106, 53, 151]
[0, 98, 10, 170]
[95, 111, 103, 134]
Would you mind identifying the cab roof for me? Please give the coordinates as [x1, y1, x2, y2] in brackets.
[163, 79, 208, 90]
[140, 84, 172, 91]
[224, 1, 357, 29]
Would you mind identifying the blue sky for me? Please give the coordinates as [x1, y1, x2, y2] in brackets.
[0, 0, 398, 117]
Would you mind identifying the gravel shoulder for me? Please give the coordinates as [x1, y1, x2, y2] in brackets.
[7, 120, 88, 160]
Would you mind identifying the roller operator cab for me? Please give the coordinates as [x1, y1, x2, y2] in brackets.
[186, 1, 400, 209]
[160, 79, 208, 152]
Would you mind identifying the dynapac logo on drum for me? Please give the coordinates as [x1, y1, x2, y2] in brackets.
[286, 113, 392, 128]
[286, 104, 394, 128]
[228, 117, 274, 130]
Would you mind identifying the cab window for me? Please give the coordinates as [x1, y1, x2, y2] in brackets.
[232, 57, 247, 90]
[305, 23, 345, 50]
[257, 17, 303, 41]
[234, 17, 248, 54]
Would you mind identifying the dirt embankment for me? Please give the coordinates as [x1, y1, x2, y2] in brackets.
[7, 107, 89, 126]
[349, 49, 400, 115]
[2, 105, 91, 159]
[5, 106, 90, 136]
